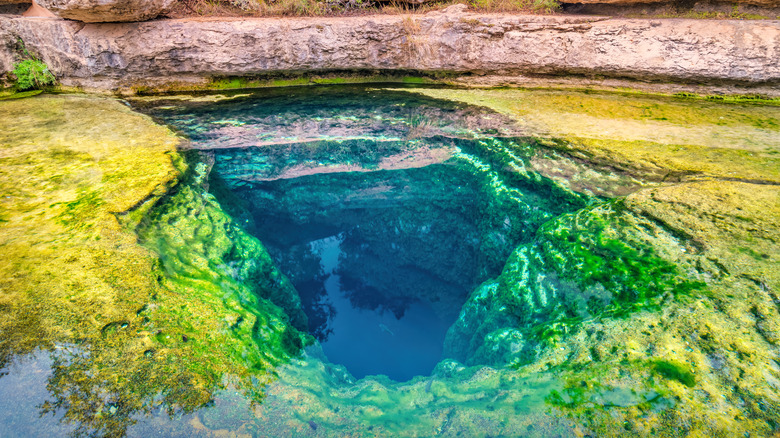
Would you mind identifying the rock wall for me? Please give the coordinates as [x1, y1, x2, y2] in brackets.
[1, 8, 779, 91]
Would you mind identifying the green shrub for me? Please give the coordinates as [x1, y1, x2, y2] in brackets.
[12, 58, 56, 91]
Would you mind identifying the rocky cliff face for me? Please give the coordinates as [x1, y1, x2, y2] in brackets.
[1, 8, 779, 91]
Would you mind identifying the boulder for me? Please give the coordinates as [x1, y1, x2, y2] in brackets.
[36, 0, 175, 22]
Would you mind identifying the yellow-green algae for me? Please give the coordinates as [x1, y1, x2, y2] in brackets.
[382, 87, 780, 436]
[398, 87, 780, 184]
[0, 94, 185, 436]
[0, 94, 307, 437]
[2, 88, 779, 437]
[214, 87, 780, 437]
[126, 74, 437, 95]
[0, 93, 178, 355]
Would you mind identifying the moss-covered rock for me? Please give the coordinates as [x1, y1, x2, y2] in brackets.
[400, 87, 780, 436]
[0, 94, 309, 437]
[2, 88, 779, 438]
[401, 87, 780, 184]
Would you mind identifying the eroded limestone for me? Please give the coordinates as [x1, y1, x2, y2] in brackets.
[1, 12, 779, 91]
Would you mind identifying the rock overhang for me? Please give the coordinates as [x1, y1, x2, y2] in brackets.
[1, 11, 779, 93]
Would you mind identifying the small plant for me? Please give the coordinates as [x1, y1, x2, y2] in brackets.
[468, 0, 559, 13]
[530, 0, 559, 13]
[11, 40, 56, 91]
[12, 59, 56, 91]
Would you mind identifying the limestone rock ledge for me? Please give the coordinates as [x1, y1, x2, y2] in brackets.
[1, 11, 778, 91]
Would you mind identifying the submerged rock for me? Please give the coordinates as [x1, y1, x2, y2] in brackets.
[1, 88, 779, 437]
[0, 94, 308, 437]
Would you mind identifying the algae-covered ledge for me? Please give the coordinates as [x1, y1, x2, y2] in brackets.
[1, 0, 780, 434]
[1, 86, 779, 436]
[0, 94, 311, 436]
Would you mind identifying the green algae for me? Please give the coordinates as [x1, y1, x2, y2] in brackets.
[2, 87, 780, 438]
[0, 89, 43, 100]
[206, 74, 438, 90]
[0, 94, 311, 436]
[536, 200, 707, 317]
[130, 74, 437, 95]
[446, 197, 709, 368]
[673, 92, 780, 106]
[137, 157, 310, 363]
[398, 87, 780, 184]
[238, 356, 580, 437]
[652, 360, 696, 387]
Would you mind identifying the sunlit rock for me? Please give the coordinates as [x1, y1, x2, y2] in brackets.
[36, 0, 175, 22]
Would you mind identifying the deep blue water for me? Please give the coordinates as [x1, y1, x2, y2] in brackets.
[232, 164, 498, 381]
[308, 234, 451, 381]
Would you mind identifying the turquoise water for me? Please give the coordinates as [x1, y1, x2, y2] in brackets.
[2, 86, 778, 437]
[137, 86, 586, 381]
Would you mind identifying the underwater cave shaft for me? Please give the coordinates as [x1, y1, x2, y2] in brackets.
[205, 137, 584, 381]
[135, 86, 587, 381]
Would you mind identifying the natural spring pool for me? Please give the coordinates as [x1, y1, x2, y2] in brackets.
[0, 85, 778, 437]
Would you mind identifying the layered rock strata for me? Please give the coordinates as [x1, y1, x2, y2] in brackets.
[1, 10, 779, 91]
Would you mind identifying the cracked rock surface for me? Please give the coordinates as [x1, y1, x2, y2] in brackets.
[1, 10, 778, 90]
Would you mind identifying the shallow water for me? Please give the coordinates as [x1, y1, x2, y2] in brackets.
[1, 86, 779, 437]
